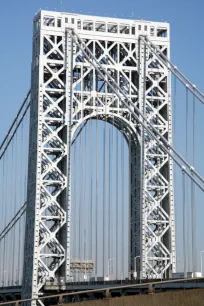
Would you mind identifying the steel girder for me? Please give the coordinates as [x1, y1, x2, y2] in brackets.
[22, 10, 176, 302]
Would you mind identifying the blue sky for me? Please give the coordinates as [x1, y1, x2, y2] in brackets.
[0, 0, 204, 276]
[1, 0, 204, 138]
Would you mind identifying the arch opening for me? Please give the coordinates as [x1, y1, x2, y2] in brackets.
[70, 117, 141, 281]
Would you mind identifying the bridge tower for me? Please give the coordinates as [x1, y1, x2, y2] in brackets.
[22, 10, 176, 300]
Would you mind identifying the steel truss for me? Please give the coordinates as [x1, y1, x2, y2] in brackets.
[70, 29, 176, 279]
[23, 10, 176, 301]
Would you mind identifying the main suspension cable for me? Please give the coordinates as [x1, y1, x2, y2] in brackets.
[0, 90, 30, 153]
[0, 101, 30, 161]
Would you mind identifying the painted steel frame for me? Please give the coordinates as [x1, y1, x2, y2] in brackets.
[22, 10, 176, 300]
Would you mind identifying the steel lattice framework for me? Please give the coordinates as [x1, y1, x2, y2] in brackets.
[22, 10, 176, 300]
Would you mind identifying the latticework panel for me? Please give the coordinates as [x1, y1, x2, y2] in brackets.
[141, 42, 175, 278]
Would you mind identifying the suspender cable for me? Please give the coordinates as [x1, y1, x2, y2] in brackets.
[22, 111, 29, 284]
[108, 122, 111, 278]
[73, 141, 77, 262]
[84, 125, 87, 264]
[192, 93, 197, 275]
[79, 132, 82, 280]
[12, 131, 18, 284]
[71, 135, 76, 268]
[185, 88, 190, 271]
[116, 124, 119, 280]
[108, 115, 114, 280]
[24, 112, 28, 203]
[70, 31, 203, 189]
[80, 65, 84, 282]
[89, 120, 93, 268]
[182, 169, 187, 278]
[81, 127, 85, 281]
[14, 130, 18, 283]
[87, 122, 90, 281]
[18, 120, 24, 285]
[21, 213, 26, 285]
[10, 138, 14, 285]
[121, 122, 125, 280]
[95, 109, 99, 280]
[1, 156, 5, 285]
[103, 117, 107, 278]
[81, 128, 85, 277]
[0, 160, 2, 285]
[128, 134, 132, 278]
[112, 116, 114, 279]
[90, 120, 93, 274]
[18, 218, 21, 284]
[3, 150, 8, 286]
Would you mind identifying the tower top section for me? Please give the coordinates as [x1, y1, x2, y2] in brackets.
[33, 10, 170, 42]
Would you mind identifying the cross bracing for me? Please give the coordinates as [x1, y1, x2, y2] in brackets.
[0, 10, 203, 305]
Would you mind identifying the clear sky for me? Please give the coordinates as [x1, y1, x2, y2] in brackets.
[1, 0, 204, 140]
[0, 0, 204, 276]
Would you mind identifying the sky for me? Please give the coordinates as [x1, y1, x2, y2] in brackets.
[0, 0, 204, 277]
[1, 0, 204, 139]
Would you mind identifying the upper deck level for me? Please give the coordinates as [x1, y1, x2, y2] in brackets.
[33, 10, 170, 43]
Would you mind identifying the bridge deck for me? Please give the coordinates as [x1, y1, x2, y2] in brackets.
[1, 279, 204, 301]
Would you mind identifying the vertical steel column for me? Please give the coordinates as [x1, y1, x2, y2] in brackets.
[64, 29, 74, 281]
[138, 35, 176, 278]
[138, 37, 146, 279]
[22, 15, 43, 301]
[168, 59, 176, 276]
[22, 13, 73, 302]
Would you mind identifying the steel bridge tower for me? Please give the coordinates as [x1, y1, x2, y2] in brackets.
[22, 10, 176, 300]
